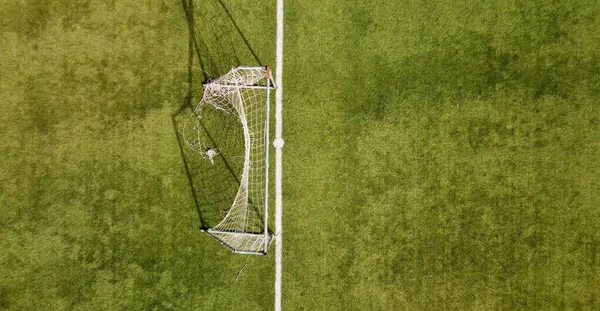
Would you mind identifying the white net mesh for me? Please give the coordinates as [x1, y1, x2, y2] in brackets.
[183, 66, 273, 254]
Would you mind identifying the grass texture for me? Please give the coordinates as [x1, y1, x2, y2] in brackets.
[1, 0, 599, 310]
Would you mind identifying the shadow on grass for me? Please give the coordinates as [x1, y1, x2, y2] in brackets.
[173, 0, 263, 229]
[171, 108, 245, 229]
[180, 0, 262, 78]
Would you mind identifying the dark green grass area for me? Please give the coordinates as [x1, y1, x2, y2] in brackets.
[1, 0, 274, 310]
[1, 0, 600, 310]
[283, 1, 600, 310]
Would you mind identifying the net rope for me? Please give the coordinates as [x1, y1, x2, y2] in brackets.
[183, 66, 272, 254]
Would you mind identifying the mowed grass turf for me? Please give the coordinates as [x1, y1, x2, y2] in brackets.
[1, 1, 275, 310]
[283, 1, 599, 310]
[1, 0, 599, 310]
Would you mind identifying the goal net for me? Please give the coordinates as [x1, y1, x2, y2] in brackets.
[183, 66, 275, 255]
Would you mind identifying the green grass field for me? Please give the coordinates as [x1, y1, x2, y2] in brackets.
[1, 0, 599, 310]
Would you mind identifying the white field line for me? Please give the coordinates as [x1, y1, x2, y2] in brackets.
[274, 0, 284, 310]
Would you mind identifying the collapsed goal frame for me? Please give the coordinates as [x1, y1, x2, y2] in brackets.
[183, 66, 276, 255]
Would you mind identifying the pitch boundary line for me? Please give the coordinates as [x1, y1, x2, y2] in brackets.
[274, 0, 284, 310]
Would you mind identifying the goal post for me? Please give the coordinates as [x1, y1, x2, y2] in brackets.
[183, 66, 276, 255]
